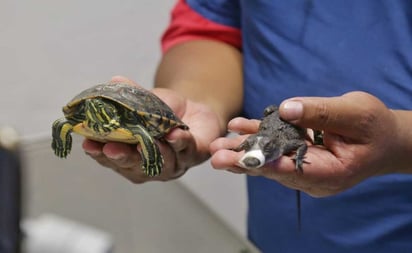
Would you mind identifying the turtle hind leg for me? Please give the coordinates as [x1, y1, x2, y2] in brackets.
[131, 125, 164, 177]
[52, 118, 74, 158]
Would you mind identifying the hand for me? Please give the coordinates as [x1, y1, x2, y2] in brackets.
[210, 91, 404, 197]
[83, 76, 221, 183]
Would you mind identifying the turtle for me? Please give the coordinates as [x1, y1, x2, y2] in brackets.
[51, 82, 189, 177]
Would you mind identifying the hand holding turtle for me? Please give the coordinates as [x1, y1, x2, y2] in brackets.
[82, 76, 221, 183]
[210, 91, 412, 197]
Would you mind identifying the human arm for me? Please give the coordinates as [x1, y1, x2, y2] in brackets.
[210, 91, 412, 197]
[155, 39, 243, 134]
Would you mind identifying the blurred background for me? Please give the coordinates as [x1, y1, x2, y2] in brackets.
[0, 0, 255, 252]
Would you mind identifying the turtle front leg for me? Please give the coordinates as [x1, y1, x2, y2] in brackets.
[52, 118, 74, 158]
[131, 125, 164, 177]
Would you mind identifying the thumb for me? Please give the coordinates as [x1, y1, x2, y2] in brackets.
[110, 75, 142, 87]
[279, 91, 385, 140]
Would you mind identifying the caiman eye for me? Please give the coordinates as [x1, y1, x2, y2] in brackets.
[263, 142, 274, 154]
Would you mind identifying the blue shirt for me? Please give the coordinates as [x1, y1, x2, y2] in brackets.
[185, 1, 412, 252]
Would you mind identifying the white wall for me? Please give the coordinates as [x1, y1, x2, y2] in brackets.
[0, 0, 247, 236]
[1, 0, 167, 136]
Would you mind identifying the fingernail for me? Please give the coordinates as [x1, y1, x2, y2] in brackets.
[101, 149, 126, 160]
[107, 153, 126, 161]
[165, 136, 176, 143]
[167, 137, 186, 152]
[281, 101, 303, 121]
[85, 150, 102, 157]
[227, 129, 241, 134]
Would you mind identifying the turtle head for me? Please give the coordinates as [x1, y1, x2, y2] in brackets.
[84, 98, 120, 134]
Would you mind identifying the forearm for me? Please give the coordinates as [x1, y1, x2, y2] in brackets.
[391, 109, 412, 174]
[154, 40, 243, 133]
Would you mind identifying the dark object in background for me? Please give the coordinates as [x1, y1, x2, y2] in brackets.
[0, 127, 22, 253]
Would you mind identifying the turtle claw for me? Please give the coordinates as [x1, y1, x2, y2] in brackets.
[52, 118, 74, 158]
[139, 140, 164, 177]
[142, 158, 163, 177]
[51, 139, 70, 158]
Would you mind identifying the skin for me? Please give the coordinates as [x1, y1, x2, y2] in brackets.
[83, 39, 412, 197]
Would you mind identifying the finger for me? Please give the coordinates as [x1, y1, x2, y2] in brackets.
[210, 149, 244, 170]
[228, 117, 260, 134]
[165, 128, 193, 152]
[262, 145, 354, 196]
[209, 135, 248, 154]
[110, 75, 141, 87]
[83, 140, 113, 168]
[279, 92, 385, 140]
[83, 144, 123, 171]
[210, 149, 264, 176]
[82, 139, 104, 156]
[102, 142, 142, 169]
[83, 139, 141, 170]
[83, 140, 140, 168]
[84, 140, 152, 183]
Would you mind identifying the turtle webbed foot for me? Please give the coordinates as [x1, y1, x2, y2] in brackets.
[51, 135, 72, 158]
[51, 119, 74, 158]
[142, 157, 164, 177]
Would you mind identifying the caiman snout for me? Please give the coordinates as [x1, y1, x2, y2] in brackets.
[238, 149, 266, 169]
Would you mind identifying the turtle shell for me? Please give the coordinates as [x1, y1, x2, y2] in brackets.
[63, 82, 188, 139]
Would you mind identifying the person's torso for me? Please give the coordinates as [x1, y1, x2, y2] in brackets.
[187, 1, 412, 252]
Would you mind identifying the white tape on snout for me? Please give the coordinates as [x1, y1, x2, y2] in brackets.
[238, 149, 266, 169]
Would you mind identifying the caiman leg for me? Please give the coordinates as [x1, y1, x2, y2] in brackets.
[52, 118, 76, 158]
[130, 125, 164, 177]
[290, 142, 308, 173]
